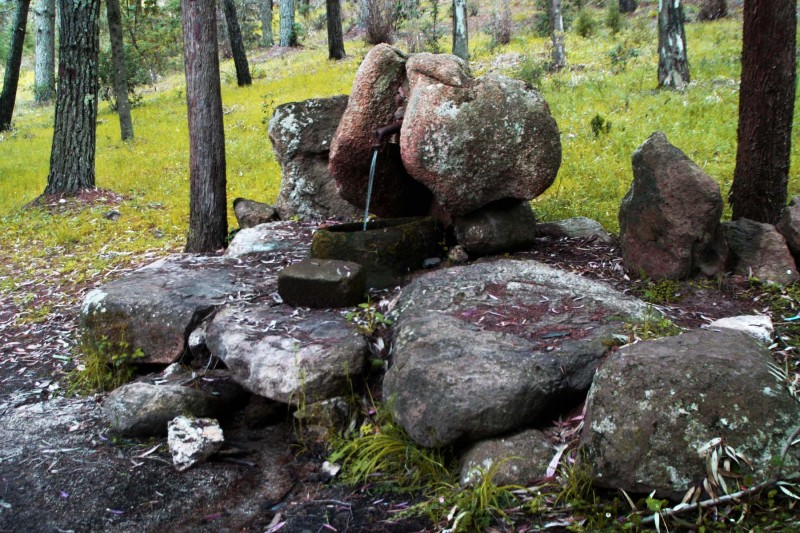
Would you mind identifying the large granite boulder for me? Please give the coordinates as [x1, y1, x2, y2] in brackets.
[722, 218, 799, 285]
[328, 44, 433, 217]
[619, 132, 728, 279]
[205, 304, 367, 404]
[383, 259, 649, 447]
[581, 329, 800, 501]
[269, 95, 361, 221]
[400, 53, 561, 218]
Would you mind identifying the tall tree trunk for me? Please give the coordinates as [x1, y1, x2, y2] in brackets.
[216, 2, 232, 58]
[619, 0, 636, 13]
[729, 0, 796, 224]
[34, 0, 55, 104]
[657, 0, 689, 89]
[260, 0, 273, 46]
[0, 0, 31, 131]
[358, 0, 368, 29]
[279, 0, 295, 46]
[44, 0, 100, 194]
[182, 0, 228, 253]
[549, 0, 566, 70]
[451, 0, 468, 61]
[222, 0, 252, 85]
[105, 0, 134, 140]
[326, 0, 345, 59]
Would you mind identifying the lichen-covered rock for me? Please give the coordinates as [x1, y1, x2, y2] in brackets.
[581, 329, 800, 500]
[167, 416, 225, 471]
[619, 132, 728, 279]
[536, 217, 613, 243]
[453, 199, 537, 256]
[460, 429, 554, 486]
[278, 258, 366, 308]
[400, 53, 561, 218]
[233, 198, 280, 229]
[268, 95, 361, 220]
[328, 44, 433, 217]
[722, 218, 799, 285]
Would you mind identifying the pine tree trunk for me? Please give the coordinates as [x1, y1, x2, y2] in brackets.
[730, 0, 796, 224]
[657, 0, 689, 89]
[34, 0, 55, 103]
[279, 0, 295, 46]
[182, 0, 228, 253]
[619, 0, 636, 13]
[326, 0, 345, 59]
[452, 0, 468, 61]
[260, 0, 273, 47]
[106, 0, 134, 140]
[222, 0, 252, 85]
[0, 0, 31, 131]
[549, 0, 566, 70]
[44, 0, 100, 194]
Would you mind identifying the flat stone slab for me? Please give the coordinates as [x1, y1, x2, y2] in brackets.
[225, 220, 314, 258]
[205, 304, 367, 404]
[384, 259, 650, 447]
[278, 259, 366, 308]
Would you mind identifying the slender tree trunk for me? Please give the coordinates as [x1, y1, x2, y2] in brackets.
[657, 0, 689, 89]
[549, 0, 566, 70]
[222, 0, 252, 85]
[619, 0, 636, 13]
[279, 0, 295, 46]
[358, 0, 368, 29]
[181, 0, 228, 252]
[34, 0, 55, 104]
[106, 0, 134, 140]
[0, 0, 31, 131]
[44, 0, 100, 194]
[326, 0, 345, 59]
[729, 0, 796, 224]
[260, 0, 273, 46]
[216, 2, 232, 58]
[452, 0, 468, 61]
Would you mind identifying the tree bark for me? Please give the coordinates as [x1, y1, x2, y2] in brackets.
[451, 0, 468, 61]
[657, 0, 689, 89]
[34, 0, 55, 104]
[216, 2, 232, 58]
[105, 0, 134, 140]
[729, 0, 796, 224]
[222, 0, 252, 85]
[549, 0, 566, 70]
[44, 0, 100, 194]
[181, 0, 228, 253]
[619, 0, 636, 13]
[0, 0, 31, 131]
[326, 0, 345, 59]
[279, 0, 295, 46]
[260, 0, 273, 46]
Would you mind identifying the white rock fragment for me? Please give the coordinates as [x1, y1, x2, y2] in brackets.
[167, 416, 224, 472]
[704, 315, 774, 344]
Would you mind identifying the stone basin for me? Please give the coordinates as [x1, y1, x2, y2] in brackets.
[310, 217, 445, 289]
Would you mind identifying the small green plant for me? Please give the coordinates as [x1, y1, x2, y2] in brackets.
[516, 55, 546, 88]
[345, 299, 393, 335]
[626, 306, 682, 340]
[67, 335, 145, 394]
[605, 1, 622, 34]
[608, 42, 640, 72]
[573, 9, 596, 38]
[590, 113, 612, 137]
[641, 278, 683, 304]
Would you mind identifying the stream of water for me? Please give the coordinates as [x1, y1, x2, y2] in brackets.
[363, 148, 379, 231]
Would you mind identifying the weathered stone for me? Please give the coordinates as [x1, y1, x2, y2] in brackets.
[619, 132, 728, 279]
[581, 329, 800, 500]
[722, 218, 799, 285]
[329, 44, 433, 217]
[233, 198, 280, 229]
[453, 199, 537, 256]
[536, 217, 613, 243]
[775, 196, 800, 260]
[460, 429, 554, 486]
[268, 95, 361, 220]
[103, 382, 221, 437]
[447, 244, 470, 264]
[205, 304, 367, 404]
[384, 259, 649, 447]
[224, 220, 314, 259]
[400, 54, 561, 218]
[167, 416, 225, 472]
[278, 259, 366, 308]
[704, 315, 774, 344]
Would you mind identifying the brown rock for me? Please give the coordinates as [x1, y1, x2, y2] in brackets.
[233, 198, 279, 229]
[776, 196, 800, 259]
[722, 218, 799, 285]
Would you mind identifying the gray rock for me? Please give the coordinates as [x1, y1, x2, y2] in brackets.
[268, 95, 362, 221]
[167, 416, 225, 472]
[205, 304, 367, 405]
[775, 196, 800, 260]
[581, 329, 800, 500]
[460, 429, 554, 486]
[233, 198, 280, 229]
[704, 315, 773, 344]
[447, 244, 470, 264]
[383, 259, 649, 447]
[619, 132, 728, 279]
[536, 217, 613, 243]
[225, 220, 314, 259]
[278, 259, 366, 308]
[103, 382, 221, 437]
[722, 218, 799, 285]
[453, 200, 537, 256]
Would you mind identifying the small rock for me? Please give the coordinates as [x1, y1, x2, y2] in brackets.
[704, 315, 774, 344]
[278, 259, 366, 308]
[422, 257, 441, 268]
[104, 209, 121, 221]
[775, 196, 800, 260]
[536, 217, 613, 243]
[167, 416, 225, 472]
[460, 429, 554, 486]
[321, 461, 341, 479]
[233, 198, 280, 229]
[722, 218, 799, 285]
[447, 245, 469, 264]
[453, 200, 537, 256]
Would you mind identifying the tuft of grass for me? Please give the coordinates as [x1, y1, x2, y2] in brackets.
[67, 335, 145, 394]
[641, 278, 683, 304]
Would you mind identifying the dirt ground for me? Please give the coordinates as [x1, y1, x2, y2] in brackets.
[0, 234, 760, 532]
